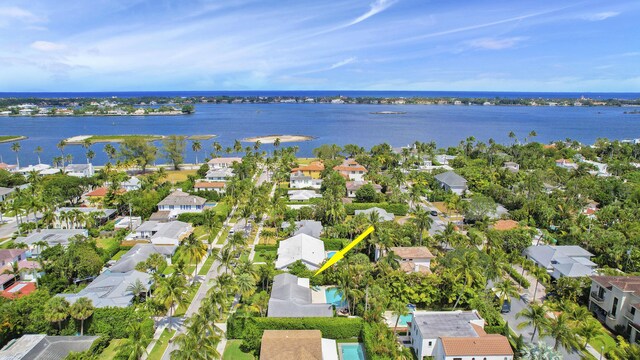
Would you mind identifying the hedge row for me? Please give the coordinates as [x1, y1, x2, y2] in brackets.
[504, 266, 531, 288]
[254, 244, 278, 252]
[321, 238, 349, 251]
[344, 203, 408, 216]
[227, 315, 363, 340]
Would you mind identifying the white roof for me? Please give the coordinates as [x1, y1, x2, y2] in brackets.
[354, 207, 394, 221]
[275, 234, 325, 270]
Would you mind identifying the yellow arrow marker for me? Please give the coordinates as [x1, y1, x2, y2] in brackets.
[314, 226, 375, 277]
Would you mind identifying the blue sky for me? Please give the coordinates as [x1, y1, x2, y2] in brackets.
[0, 0, 639, 92]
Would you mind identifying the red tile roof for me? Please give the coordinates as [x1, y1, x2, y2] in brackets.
[390, 247, 434, 259]
[291, 161, 324, 172]
[85, 187, 125, 197]
[440, 335, 513, 356]
[1, 281, 37, 299]
[493, 219, 519, 231]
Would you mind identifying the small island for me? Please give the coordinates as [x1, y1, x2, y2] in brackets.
[0, 135, 27, 143]
[371, 111, 407, 115]
[64, 134, 216, 144]
[242, 134, 314, 143]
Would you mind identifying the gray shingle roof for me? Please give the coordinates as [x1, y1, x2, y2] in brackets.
[524, 245, 593, 268]
[57, 270, 151, 308]
[109, 244, 176, 273]
[354, 207, 394, 222]
[434, 171, 467, 187]
[268, 274, 333, 317]
[157, 190, 206, 207]
[16, 229, 88, 248]
[0, 335, 98, 360]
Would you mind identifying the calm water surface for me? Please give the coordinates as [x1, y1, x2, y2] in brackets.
[0, 103, 638, 165]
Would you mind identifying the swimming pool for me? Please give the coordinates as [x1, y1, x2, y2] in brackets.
[325, 287, 348, 307]
[327, 251, 337, 259]
[339, 343, 365, 360]
[398, 313, 412, 326]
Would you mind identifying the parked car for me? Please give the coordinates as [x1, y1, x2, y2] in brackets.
[430, 210, 438, 216]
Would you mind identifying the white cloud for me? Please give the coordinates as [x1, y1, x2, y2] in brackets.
[0, 6, 44, 26]
[329, 57, 357, 69]
[30, 41, 67, 52]
[467, 37, 526, 50]
[582, 11, 620, 21]
[347, 0, 397, 27]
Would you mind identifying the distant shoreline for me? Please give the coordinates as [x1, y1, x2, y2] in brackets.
[242, 135, 314, 143]
[65, 134, 216, 144]
[0, 135, 27, 143]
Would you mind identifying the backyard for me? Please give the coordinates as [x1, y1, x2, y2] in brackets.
[223, 340, 255, 360]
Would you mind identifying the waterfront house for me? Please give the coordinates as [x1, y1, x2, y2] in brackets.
[0, 334, 98, 360]
[588, 275, 640, 343]
[290, 171, 322, 189]
[409, 310, 513, 360]
[434, 171, 467, 195]
[109, 244, 176, 273]
[288, 189, 321, 202]
[157, 190, 206, 218]
[523, 245, 596, 279]
[64, 163, 94, 177]
[259, 330, 338, 360]
[290, 161, 324, 179]
[354, 207, 395, 222]
[58, 270, 152, 308]
[53, 207, 117, 229]
[345, 181, 382, 198]
[267, 273, 333, 317]
[122, 176, 141, 191]
[15, 229, 88, 256]
[194, 181, 226, 193]
[130, 220, 192, 246]
[333, 159, 367, 181]
[205, 167, 234, 182]
[208, 157, 242, 169]
[275, 233, 325, 270]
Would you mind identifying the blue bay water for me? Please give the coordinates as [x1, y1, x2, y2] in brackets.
[0, 102, 639, 166]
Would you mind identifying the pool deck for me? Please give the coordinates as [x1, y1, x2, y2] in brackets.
[311, 286, 327, 304]
[383, 311, 409, 331]
[337, 343, 365, 360]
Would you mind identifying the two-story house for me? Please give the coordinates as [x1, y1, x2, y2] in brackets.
[205, 167, 234, 182]
[434, 171, 467, 195]
[207, 157, 242, 169]
[589, 276, 640, 344]
[289, 171, 322, 189]
[333, 159, 367, 181]
[157, 190, 206, 219]
[290, 161, 324, 179]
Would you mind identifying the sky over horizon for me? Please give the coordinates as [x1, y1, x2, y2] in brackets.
[1, 0, 639, 92]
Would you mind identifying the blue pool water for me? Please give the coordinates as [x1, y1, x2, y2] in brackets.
[340, 343, 365, 360]
[325, 287, 348, 307]
[327, 251, 337, 259]
[204, 202, 217, 208]
[398, 313, 412, 326]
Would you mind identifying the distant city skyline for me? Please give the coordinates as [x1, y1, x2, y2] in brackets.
[0, 0, 639, 92]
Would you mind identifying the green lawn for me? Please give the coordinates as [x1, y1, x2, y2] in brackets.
[198, 255, 216, 275]
[588, 329, 617, 355]
[97, 339, 125, 360]
[163, 266, 175, 275]
[223, 340, 255, 360]
[193, 226, 207, 239]
[0, 240, 15, 249]
[174, 283, 200, 316]
[253, 250, 276, 263]
[217, 227, 230, 244]
[96, 237, 119, 249]
[147, 329, 175, 360]
[111, 250, 128, 261]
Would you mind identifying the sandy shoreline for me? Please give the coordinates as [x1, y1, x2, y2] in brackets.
[0, 136, 27, 143]
[242, 134, 314, 143]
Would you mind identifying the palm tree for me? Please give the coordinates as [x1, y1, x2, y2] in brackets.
[544, 313, 577, 351]
[577, 319, 604, 349]
[104, 143, 117, 161]
[69, 297, 94, 335]
[235, 272, 257, 299]
[118, 322, 149, 360]
[516, 303, 548, 342]
[86, 149, 95, 164]
[44, 296, 70, 332]
[494, 279, 519, 308]
[409, 207, 433, 246]
[2, 261, 20, 280]
[155, 274, 188, 320]
[180, 234, 207, 282]
[11, 142, 20, 168]
[56, 140, 67, 167]
[389, 300, 408, 334]
[34, 146, 43, 164]
[191, 140, 202, 164]
[127, 279, 148, 301]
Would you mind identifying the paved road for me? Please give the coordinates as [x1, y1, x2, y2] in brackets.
[419, 197, 446, 235]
